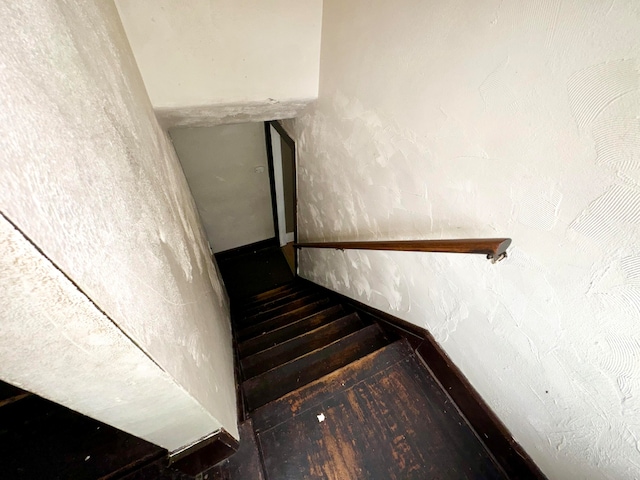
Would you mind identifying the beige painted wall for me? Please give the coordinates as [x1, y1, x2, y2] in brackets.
[115, 0, 323, 127]
[170, 124, 275, 253]
[0, 1, 237, 451]
[287, 0, 640, 478]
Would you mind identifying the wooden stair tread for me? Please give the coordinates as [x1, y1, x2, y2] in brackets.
[242, 283, 298, 305]
[242, 324, 391, 412]
[241, 313, 365, 379]
[237, 305, 346, 358]
[250, 340, 412, 433]
[240, 287, 316, 316]
[236, 298, 334, 342]
[237, 292, 327, 327]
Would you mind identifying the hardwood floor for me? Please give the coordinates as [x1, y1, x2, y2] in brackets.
[212, 275, 508, 480]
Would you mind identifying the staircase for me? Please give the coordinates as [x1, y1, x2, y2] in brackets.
[235, 280, 396, 414]
[213, 278, 508, 480]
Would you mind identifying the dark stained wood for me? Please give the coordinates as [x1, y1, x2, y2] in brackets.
[307, 280, 548, 480]
[214, 237, 278, 261]
[241, 313, 365, 379]
[236, 298, 334, 342]
[208, 420, 265, 480]
[237, 292, 327, 327]
[237, 305, 346, 358]
[295, 237, 512, 259]
[257, 352, 506, 480]
[241, 286, 315, 316]
[243, 283, 298, 306]
[0, 393, 167, 480]
[216, 245, 294, 301]
[242, 324, 391, 411]
[251, 340, 412, 433]
[169, 429, 239, 477]
[0, 382, 31, 409]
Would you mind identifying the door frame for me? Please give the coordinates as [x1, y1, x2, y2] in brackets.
[264, 120, 297, 260]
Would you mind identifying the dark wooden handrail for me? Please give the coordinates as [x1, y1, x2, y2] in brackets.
[294, 238, 511, 263]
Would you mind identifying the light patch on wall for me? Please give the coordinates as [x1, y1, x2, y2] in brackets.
[512, 180, 563, 231]
[570, 183, 640, 248]
[591, 96, 640, 174]
[567, 59, 639, 132]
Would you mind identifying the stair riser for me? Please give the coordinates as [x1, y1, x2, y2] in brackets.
[237, 306, 345, 358]
[241, 288, 314, 316]
[237, 293, 327, 327]
[236, 300, 333, 342]
[242, 325, 390, 411]
[241, 314, 365, 379]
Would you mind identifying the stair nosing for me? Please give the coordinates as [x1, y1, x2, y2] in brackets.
[250, 339, 410, 424]
[241, 291, 326, 321]
[240, 312, 363, 378]
[241, 287, 316, 313]
[237, 298, 333, 340]
[242, 323, 384, 389]
[237, 304, 346, 356]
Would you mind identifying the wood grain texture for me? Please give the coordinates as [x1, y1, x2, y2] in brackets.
[310, 281, 548, 480]
[237, 292, 327, 327]
[237, 305, 346, 358]
[242, 325, 390, 411]
[257, 352, 506, 480]
[241, 313, 365, 379]
[295, 238, 511, 258]
[251, 341, 412, 433]
[241, 286, 315, 316]
[236, 298, 334, 342]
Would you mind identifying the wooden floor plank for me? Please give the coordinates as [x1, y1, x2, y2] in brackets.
[256, 353, 506, 480]
[251, 341, 411, 433]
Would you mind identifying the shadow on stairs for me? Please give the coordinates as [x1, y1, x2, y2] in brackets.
[211, 277, 510, 480]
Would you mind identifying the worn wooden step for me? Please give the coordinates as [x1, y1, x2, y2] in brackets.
[242, 283, 298, 306]
[238, 305, 346, 358]
[251, 340, 411, 433]
[241, 313, 365, 380]
[237, 292, 327, 328]
[241, 287, 317, 317]
[237, 298, 334, 342]
[242, 324, 391, 412]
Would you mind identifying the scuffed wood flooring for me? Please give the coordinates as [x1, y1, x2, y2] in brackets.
[213, 340, 506, 480]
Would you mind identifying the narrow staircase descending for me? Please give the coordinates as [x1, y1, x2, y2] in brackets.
[213, 277, 507, 480]
[235, 281, 395, 414]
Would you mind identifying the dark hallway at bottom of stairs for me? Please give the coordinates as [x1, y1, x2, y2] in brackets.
[211, 243, 510, 479]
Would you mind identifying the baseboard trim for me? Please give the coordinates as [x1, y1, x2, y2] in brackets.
[303, 278, 547, 480]
[168, 428, 239, 477]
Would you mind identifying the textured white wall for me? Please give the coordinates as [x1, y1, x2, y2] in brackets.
[115, 0, 323, 127]
[287, 1, 640, 478]
[0, 1, 237, 450]
[170, 123, 275, 253]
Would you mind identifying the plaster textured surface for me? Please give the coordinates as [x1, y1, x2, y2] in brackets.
[288, 1, 640, 478]
[0, 216, 220, 450]
[0, 1, 237, 448]
[115, 0, 322, 127]
[170, 123, 275, 253]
